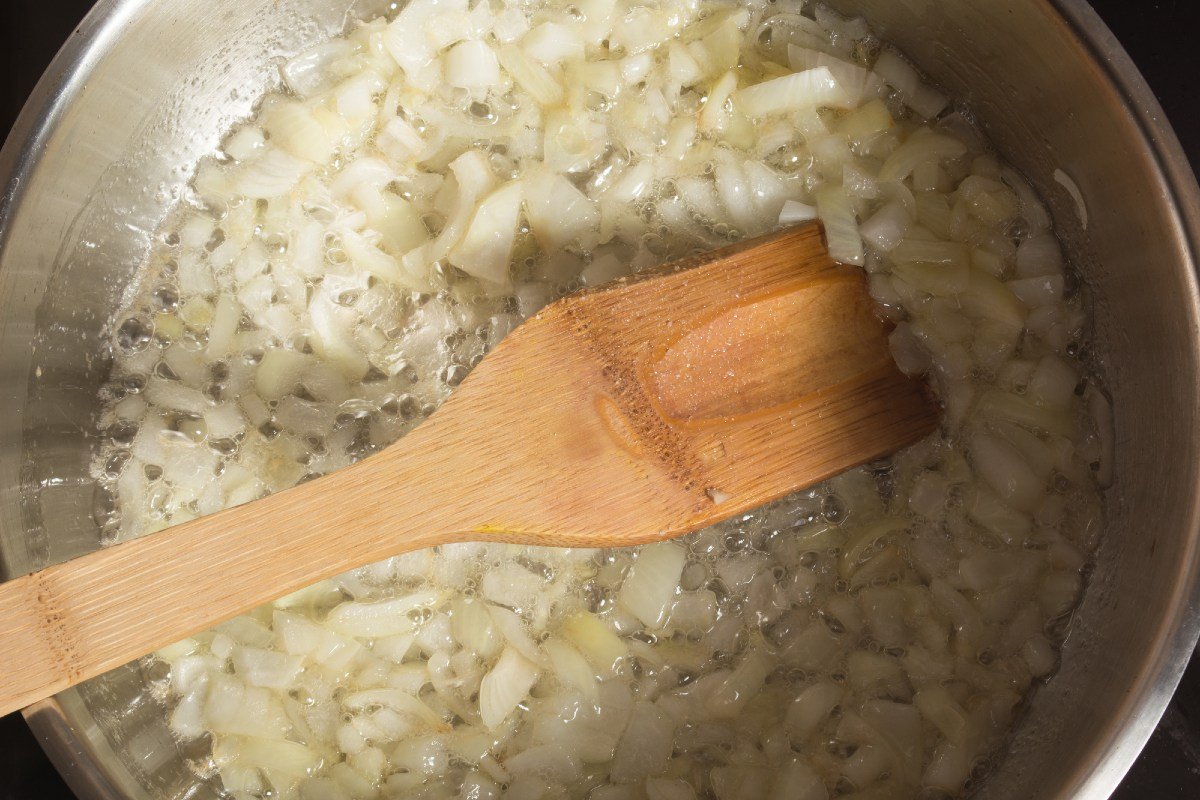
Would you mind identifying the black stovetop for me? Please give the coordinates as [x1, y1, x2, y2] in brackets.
[1, 1, 1197, 797]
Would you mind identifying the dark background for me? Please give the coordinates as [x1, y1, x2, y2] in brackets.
[1, 0, 1197, 798]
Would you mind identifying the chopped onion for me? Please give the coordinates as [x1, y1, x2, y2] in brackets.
[479, 647, 540, 729]
[969, 431, 1046, 513]
[815, 186, 863, 266]
[561, 611, 627, 676]
[448, 180, 524, 286]
[525, 170, 600, 252]
[769, 759, 827, 800]
[324, 591, 440, 638]
[543, 639, 599, 701]
[778, 199, 818, 226]
[617, 542, 686, 628]
[705, 647, 774, 718]
[444, 39, 500, 89]
[609, 701, 674, 783]
[646, 778, 699, 800]
[734, 67, 854, 117]
[879, 131, 967, 183]
[522, 22, 584, 65]
[263, 101, 336, 164]
[498, 44, 564, 106]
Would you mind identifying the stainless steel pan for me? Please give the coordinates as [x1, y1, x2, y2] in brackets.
[2, 1, 1198, 797]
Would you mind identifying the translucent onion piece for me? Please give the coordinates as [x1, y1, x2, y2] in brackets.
[734, 67, 854, 117]
[617, 542, 686, 628]
[479, 647, 540, 729]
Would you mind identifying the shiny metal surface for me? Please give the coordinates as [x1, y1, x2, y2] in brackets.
[2, 0, 1198, 798]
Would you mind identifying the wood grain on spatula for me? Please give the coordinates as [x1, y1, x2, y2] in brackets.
[0, 221, 940, 716]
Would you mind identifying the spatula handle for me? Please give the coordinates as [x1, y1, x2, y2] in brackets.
[0, 453, 459, 717]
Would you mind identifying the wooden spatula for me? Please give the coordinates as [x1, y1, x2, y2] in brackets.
[0, 221, 939, 716]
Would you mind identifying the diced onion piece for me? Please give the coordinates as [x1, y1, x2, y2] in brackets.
[967, 486, 1032, 546]
[254, 349, 311, 400]
[344, 688, 449, 730]
[581, 253, 627, 287]
[668, 41, 704, 87]
[705, 647, 773, 718]
[1022, 634, 1058, 677]
[959, 269, 1027, 333]
[377, 117, 425, 163]
[544, 110, 607, 174]
[522, 22, 584, 65]
[426, 150, 498, 263]
[205, 295, 242, 359]
[690, 14, 741, 79]
[274, 610, 361, 668]
[505, 743, 582, 784]
[1016, 232, 1065, 277]
[837, 98, 894, 144]
[486, 603, 543, 665]
[712, 766, 772, 800]
[873, 50, 921, 97]
[914, 685, 971, 744]
[543, 639, 599, 701]
[204, 675, 291, 738]
[969, 431, 1045, 513]
[231, 647, 304, 689]
[234, 149, 310, 199]
[308, 289, 370, 380]
[787, 44, 883, 107]
[891, 241, 970, 296]
[734, 67, 854, 117]
[617, 542, 686, 628]
[324, 591, 441, 638]
[975, 389, 1076, 437]
[451, 597, 500, 658]
[646, 778, 699, 800]
[525, 169, 600, 252]
[1028, 355, 1079, 409]
[909, 83, 949, 119]
[769, 759, 828, 800]
[609, 701, 674, 783]
[447, 180, 523, 286]
[1007, 274, 1064, 308]
[383, 0, 459, 88]
[479, 647, 540, 729]
[560, 611, 627, 676]
[859, 201, 912, 253]
[879, 131, 967, 183]
[815, 186, 863, 266]
[262, 101, 336, 164]
[498, 44, 564, 106]
[223, 126, 266, 161]
[335, 71, 386, 121]
[445, 40, 500, 89]
[699, 70, 739, 133]
[778, 199, 818, 226]
[610, 7, 678, 54]
[213, 735, 323, 791]
[840, 517, 908, 579]
[359, 189, 429, 253]
[341, 229, 408, 286]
